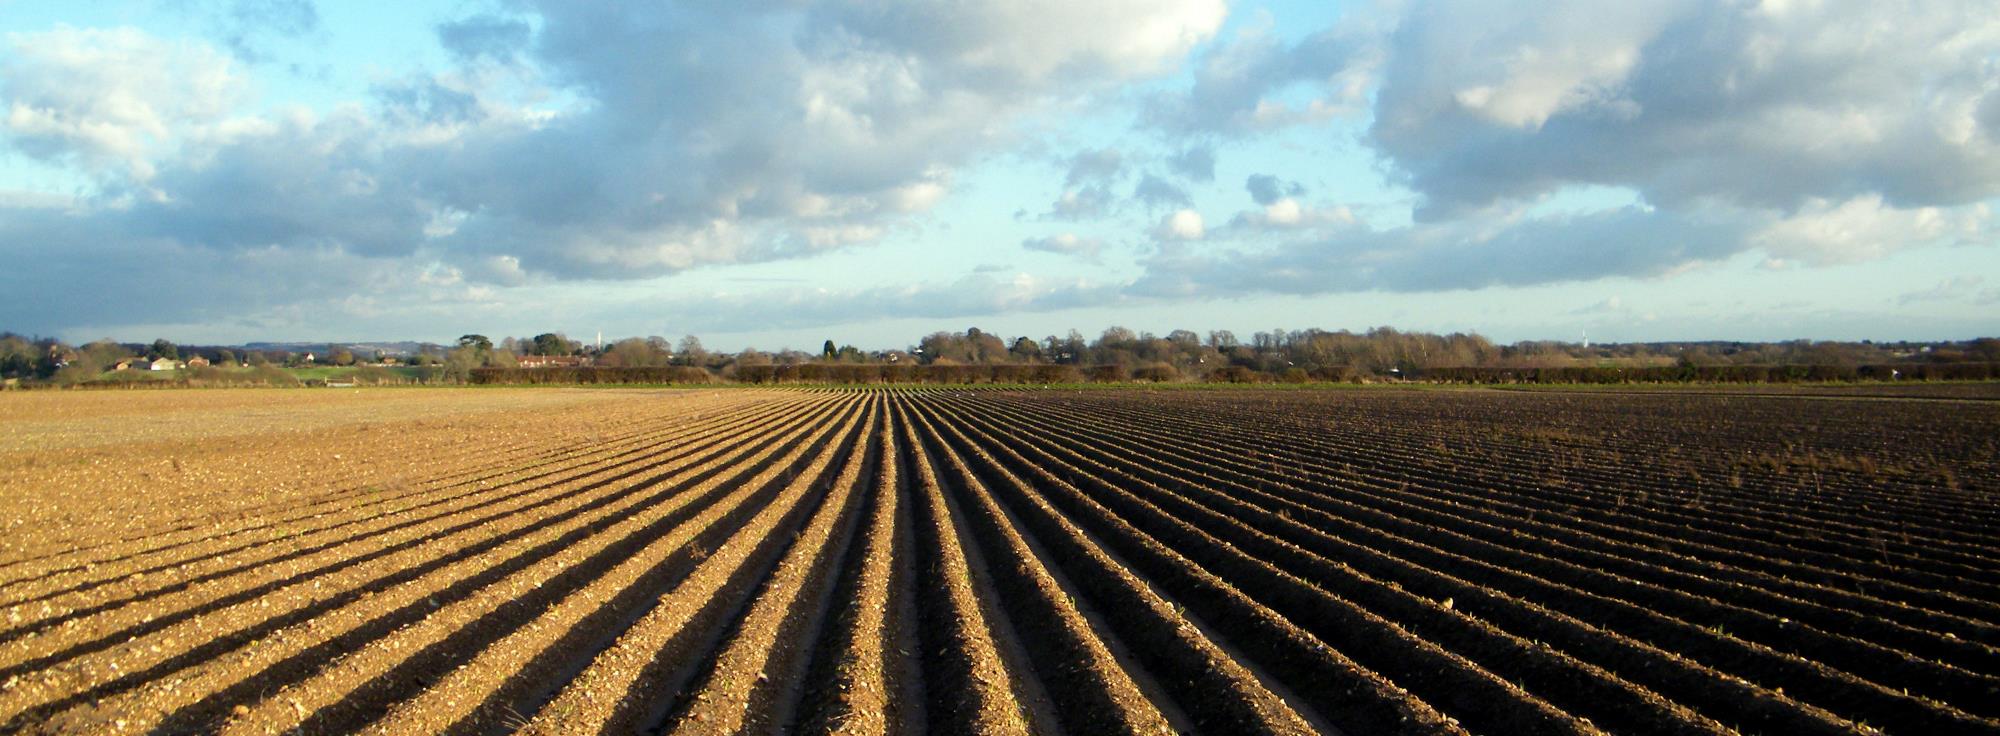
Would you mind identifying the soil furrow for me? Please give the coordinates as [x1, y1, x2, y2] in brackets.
[949, 391, 1731, 736]
[890, 399, 1036, 736]
[3, 395, 843, 734]
[206, 397, 860, 736]
[902, 395, 1440, 736]
[789, 397, 918, 736]
[368, 397, 876, 735]
[5, 385, 1991, 735]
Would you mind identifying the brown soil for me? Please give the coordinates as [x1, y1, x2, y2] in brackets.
[1, 386, 1995, 735]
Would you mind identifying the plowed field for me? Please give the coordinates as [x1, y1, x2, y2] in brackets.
[1, 387, 1995, 735]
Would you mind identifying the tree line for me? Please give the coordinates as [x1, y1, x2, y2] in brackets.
[5, 328, 1997, 387]
[451, 327, 2000, 385]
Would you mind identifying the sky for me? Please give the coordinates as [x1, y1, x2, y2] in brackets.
[1, 0, 1997, 350]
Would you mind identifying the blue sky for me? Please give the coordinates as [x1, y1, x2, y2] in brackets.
[2, 0, 1996, 350]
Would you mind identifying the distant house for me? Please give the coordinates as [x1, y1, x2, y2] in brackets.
[186, 356, 211, 368]
[516, 355, 592, 368]
[146, 357, 179, 371]
[113, 358, 140, 371]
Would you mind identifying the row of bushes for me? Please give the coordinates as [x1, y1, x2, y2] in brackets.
[28, 363, 439, 390]
[1417, 363, 2000, 384]
[470, 366, 717, 385]
[45, 360, 1995, 388]
[74, 365, 331, 388]
[737, 363, 1088, 383]
[466, 361, 2000, 386]
[469, 362, 1373, 385]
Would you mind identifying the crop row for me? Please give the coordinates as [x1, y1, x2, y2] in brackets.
[0, 387, 1992, 735]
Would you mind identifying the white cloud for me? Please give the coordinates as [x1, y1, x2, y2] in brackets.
[399, 1, 1222, 279]
[1245, 173, 1305, 205]
[829, 1, 1227, 88]
[1423, 4, 1675, 129]
[6, 2, 1997, 342]
[1133, 173, 1193, 210]
[1752, 196, 1992, 264]
[1144, 12, 1384, 135]
[1131, 203, 1749, 298]
[0, 0, 1230, 322]
[1022, 233, 1106, 260]
[629, 270, 1124, 333]
[1167, 145, 1216, 182]
[1141, 0, 2000, 282]
[1227, 198, 1358, 230]
[1155, 208, 1206, 240]
[1368, 0, 2000, 221]
[1262, 198, 1306, 226]
[1, 26, 247, 181]
[1062, 148, 1126, 187]
[1047, 186, 1118, 221]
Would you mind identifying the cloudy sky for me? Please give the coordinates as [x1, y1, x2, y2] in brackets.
[2, 0, 1997, 349]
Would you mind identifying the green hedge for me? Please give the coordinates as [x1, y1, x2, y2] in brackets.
[1416, 363, 1999, 384]
[470, 366, 716, 384]
[467, 361, 2000, 386]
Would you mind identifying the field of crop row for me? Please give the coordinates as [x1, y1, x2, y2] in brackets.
[0, 387, 1994, 734]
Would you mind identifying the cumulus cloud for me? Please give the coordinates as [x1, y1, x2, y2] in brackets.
[1748, 196, 1992, 265]
[1144, 15, 1381, 135]
[1133, 173, 1193, 209]
[1045, 149, 1205, 219]
[1022, 233, 1106, 260]
[455, 0, 1218, 277]
[0, 202, 495, 336]
[8, 1, 1996, 341]
[0, 1, 1227, 327]
[1131, 204, 1746, 298]
[1, 26, 247, 181]
[1043, 148, 1127, 220]
[821, 1, 1225, 92]
[632, 270, 1125, 333]
[1167, 144, 1216, 182]
[1245, 173, 1306, 205]
[1135, 0, 2000, 290]
[1224, 198, 1356, 230]
[1131, 192, 1997, 301]
[1154, 208, 1206, 240]
[1046, 186, 1118, 221]
[1367, 0, 2000, 220]
[1062, 148, 1126, 187]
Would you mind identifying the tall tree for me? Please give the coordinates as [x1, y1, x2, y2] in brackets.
[531, 333, 571, 356]
[442, 346, 481, 383]
[603, 337, 670, 367]
[1009, 336, 1041, 362]
[676, 335, 708, 366]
